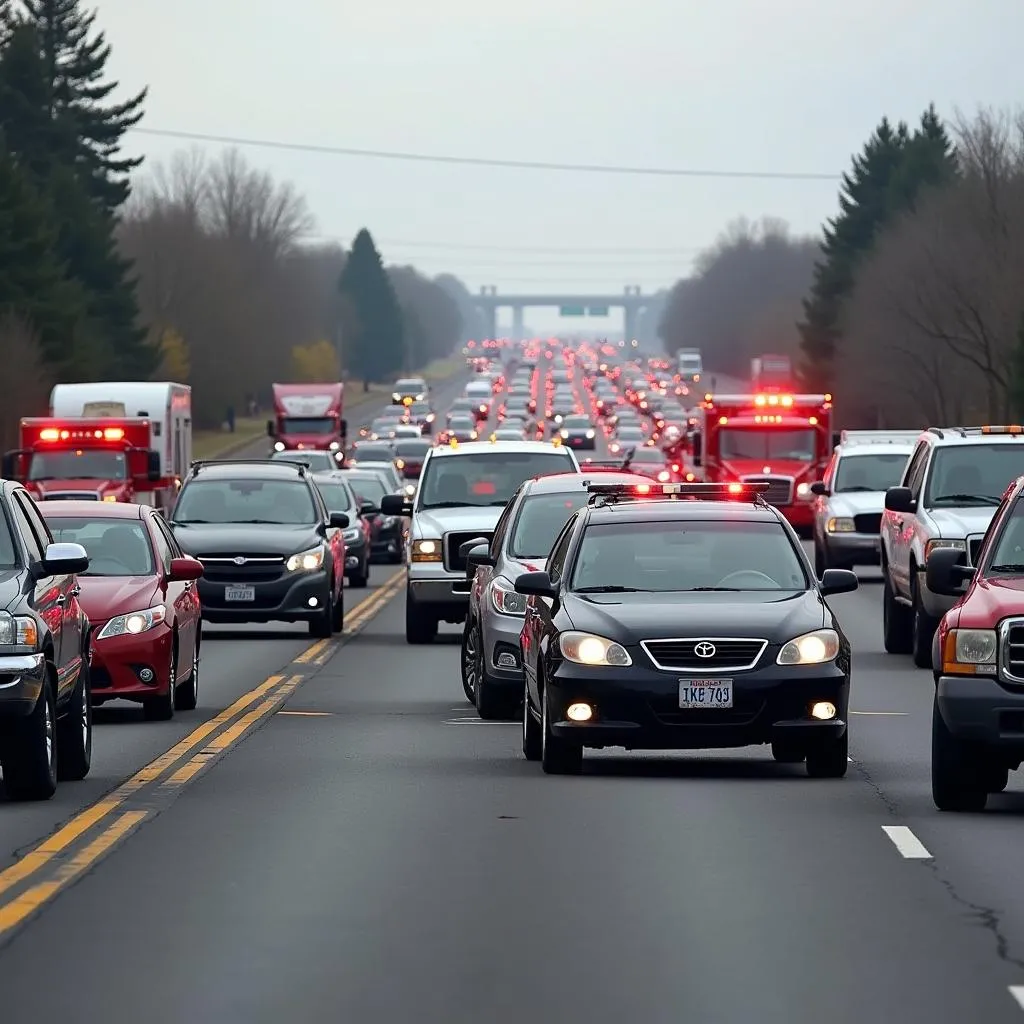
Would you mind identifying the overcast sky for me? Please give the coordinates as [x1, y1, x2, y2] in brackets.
[103, 0, 1021, 331]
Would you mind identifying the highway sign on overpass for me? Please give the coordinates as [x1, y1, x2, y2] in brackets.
[560, 306, 585, 316]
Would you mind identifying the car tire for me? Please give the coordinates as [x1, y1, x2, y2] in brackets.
[882, 568, 913, 654]
[771, 740, 805, 763]
[460, 622, 476, 702]
[348, 566, 369, 588]
[911, 579, 938, 669]
[310, 591, 333, 638]
[406, 591, 437, 644]
[541, 685, 582, 775]
[1, 675, 58, 801]
[522, 677, 541, 761]
[57, 658, 92, 781]
[175, 635, 200, 712]
[805, 730, 848, 778]
[931, 695, 988, 811]
[144, 642, 177, 721]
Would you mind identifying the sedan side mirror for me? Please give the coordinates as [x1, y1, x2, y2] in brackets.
[926, 547, 974, 597]
[168, 556, 204, 582]
[818, 568, 859, 596]
[380, 494, 412, 517]
[359, 500, 379, 516]
[514, 570, 557, 597]
[37, 542, 89, 577]
[810, 481, 829, 496]
[329, 511, 350, 529]
[458, 536, 491, 560]
[884, 486, 915, 514]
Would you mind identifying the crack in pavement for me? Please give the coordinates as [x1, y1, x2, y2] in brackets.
[851, 758, 902, 817]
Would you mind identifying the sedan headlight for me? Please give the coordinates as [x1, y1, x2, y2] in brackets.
[826, 517, 855, 533]
[286, 546, 325, 572]
[0, 611, 39, 647]
[490, 576, 527, 616]
[559, 630, 631, 667]
[96, 605, 166, 640]
[777, 629, 840, 666]
[411, 538, 442, 562]
[342, 527, 362, 542]
[941, 628, 997, 674]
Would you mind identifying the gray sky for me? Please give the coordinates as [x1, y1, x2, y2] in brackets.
[104, 0, 1022, 332]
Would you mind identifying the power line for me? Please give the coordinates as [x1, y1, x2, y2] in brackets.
[303, 234, 705, 255]
[131, 127, 842, 181]
[383, 255, 695, 268]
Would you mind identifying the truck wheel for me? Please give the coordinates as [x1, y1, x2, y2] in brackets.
[57, 659, 92, 781]
[882, 571, 913, 654]
[1, 678, 58, 801]
[931, 695, 987, 811]
[405, 590, 437, 644]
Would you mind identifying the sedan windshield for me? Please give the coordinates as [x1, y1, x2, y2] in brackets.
[46, 517, 154, 576]
[419, 451, 575, 509]
[510, 492, 589, 557]
[174, 480, 317, 525]
[562, 417, 591, 430]
[570, 520, 807, 592]
[350, 445, 394, 462]
[625, 448, 666, 464]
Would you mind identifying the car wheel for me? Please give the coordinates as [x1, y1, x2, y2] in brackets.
[805, 730, 848, 778]
[541, 685, 582, 775]
[144, 642, 177, 721]
[931, 695, 987, 811]
[1, 674, 58, 800]
[522, 677, 541, 761]
[310, 590, 333, 638]
[349, 567, 369, 588]
[460, 622, 476, 703]
[405, 590, 437, 644]
[771, 739, 805, 763]
[882, 567, 913, 654]
[57, 657, 92, 781]
[175, 635, 200, 712]
[911, 579, 938, 669]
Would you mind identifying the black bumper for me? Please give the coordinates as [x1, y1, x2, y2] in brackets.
[565, 436, 596, 450]
[197, 569, 332, 624]
[936, 674, 1024, 752]
[0, 653, 47, 717]
[546, 659, 848, 750]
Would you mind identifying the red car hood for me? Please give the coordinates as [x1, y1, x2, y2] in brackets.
[955, 576, 1024, 629]
[79, 575, 161, 625]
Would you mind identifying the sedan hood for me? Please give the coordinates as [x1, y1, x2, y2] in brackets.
[926, 506, 998, 539]
[829, 491, 886, 516]
[78, 575, 160, 622]
[170, 523, 323, 557]
[563, 588, 826, 644]
[413, 505, 505, 538]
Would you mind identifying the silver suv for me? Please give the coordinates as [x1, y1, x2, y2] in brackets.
[881, 426, 1024, 667]
[381, 441, 579, 643]
[810, 430, 917, 573]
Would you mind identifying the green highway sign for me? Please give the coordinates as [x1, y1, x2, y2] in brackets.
[560, 306, 585, 316]
[587, 306, 609, 316]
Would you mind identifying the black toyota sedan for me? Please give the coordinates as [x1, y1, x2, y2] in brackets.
[516, 481, 859, 776]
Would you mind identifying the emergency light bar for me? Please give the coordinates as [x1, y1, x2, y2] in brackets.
[36, 426, 126, 442]
[839, 429, 921, 446]
[702, 393, 832, 407]
[586, 481, 770, 504]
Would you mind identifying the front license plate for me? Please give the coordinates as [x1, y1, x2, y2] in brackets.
[225, 585, 255, 602]
[679, 679, 733, 708]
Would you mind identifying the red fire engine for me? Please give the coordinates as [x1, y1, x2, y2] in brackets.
[697, 391, 834, 533]
[2, 418, 167, 505]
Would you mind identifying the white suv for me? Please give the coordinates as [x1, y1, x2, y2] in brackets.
[380, 441, 579, 643]
[881, 426, 1024, 667]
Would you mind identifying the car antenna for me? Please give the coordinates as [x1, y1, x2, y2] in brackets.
[620, 446, 636, 470]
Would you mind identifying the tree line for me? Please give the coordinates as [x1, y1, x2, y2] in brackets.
[658, 104, 1024, 429]
[0, 0, 479, 440]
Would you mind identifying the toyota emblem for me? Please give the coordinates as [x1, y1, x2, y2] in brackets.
[694, 641, 716, 658]
[233, 556, 247, 565]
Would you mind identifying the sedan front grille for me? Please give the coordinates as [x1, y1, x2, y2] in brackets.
[198, 554, 286, 584]
[740, 476, 793, 506]
[444, 531, 494, 572]
[641, 638, 768, 672]
[853, 513, 882, 534]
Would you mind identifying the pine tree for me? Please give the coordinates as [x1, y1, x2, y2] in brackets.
[337, 229, 405, 388]
[886, 104, 959, 215]
[21, 0, 147, 211]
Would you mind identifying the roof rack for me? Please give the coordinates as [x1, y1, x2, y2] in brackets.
[189, 458, 308, 475]
[586, 481, 770, 506]
[928, 426, 1024, 440]
[839, 429, 922, 447]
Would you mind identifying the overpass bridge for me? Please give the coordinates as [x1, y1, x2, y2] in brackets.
[475, 285, 647, 340]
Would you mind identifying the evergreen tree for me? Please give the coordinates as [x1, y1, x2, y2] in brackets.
[886, 104, 959, 214]
[1010, 315, 1024, 421]
[337, 229, 405, 388]
[21, 0, 147, 211]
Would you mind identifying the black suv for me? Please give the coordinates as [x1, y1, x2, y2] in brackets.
[169, 460, 348, 636]
[0, 480, 92, 800]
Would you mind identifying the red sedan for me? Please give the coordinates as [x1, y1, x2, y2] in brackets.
[40, 501, 203, 721]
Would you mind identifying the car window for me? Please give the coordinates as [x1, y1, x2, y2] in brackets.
[547, 515, 579, 581]
[984, 495, 1024, 569]
[350, 445, 394, 462]
[152, 515, 184, 558]
[314, 481, 355, 512]
[149, 517, 174, 572]
[510, 492, 590, 558]
[343, 475, 387, 504]
[489, 489, 520, 559]
[174, 479, 317, 525]
[833, 452, 910, 492]
[626, 448, 665, 464]
[418, 451, 576, 510]
[923, 444, 1024, 507]
[46, 517, 155, 576]
[0, 500, 18, 568]
[11, 493, 47, 561]
[570, 520, 808, 592]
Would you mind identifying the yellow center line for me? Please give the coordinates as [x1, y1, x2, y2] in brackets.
[277, 711, 333, 717]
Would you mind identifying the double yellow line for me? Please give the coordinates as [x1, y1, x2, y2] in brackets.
[0, 568, 407, 939]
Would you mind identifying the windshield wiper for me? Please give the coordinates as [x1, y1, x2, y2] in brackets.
[170, 519, 207, 524]
[684, 586, 744, 591]
[931, 493, 1002, 506]
[989, 563, 1024, 572]
[575, 585, 645, 593]
[421, 501, 473, 509]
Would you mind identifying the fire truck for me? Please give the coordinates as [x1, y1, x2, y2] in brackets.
[2, 381, 191, 509]
[697, 391, 835, 533]
[268, 382, 346, 459]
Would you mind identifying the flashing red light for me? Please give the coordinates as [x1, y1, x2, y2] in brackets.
[685, 472, 695, 482]
[727, 482, 743, 494]
[634, 483, 651, 494]
[671, 463, 680, 472]
[39, 428, 60, 441]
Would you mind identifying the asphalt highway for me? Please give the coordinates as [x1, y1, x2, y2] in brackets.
[2, 355, 1024, 1022]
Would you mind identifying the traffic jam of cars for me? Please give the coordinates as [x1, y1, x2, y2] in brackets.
[2, 341, 1024, 821]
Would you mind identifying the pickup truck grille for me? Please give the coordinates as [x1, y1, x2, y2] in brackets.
[1001, 618, 1024, 682]
[444, 532, 494, 572]
[967, 535, 984, 566]
[641, 638, 767, 671]
[853, 513, 882, 534]
[740, 476, 793, 506]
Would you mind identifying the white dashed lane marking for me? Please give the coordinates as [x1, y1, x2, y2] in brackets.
[881, 825, 932, 859]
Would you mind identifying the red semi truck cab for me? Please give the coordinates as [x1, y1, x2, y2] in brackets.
[698, 391, 834, 532]
[3, 418, 165, 504]
[268, 383, 346, 458]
